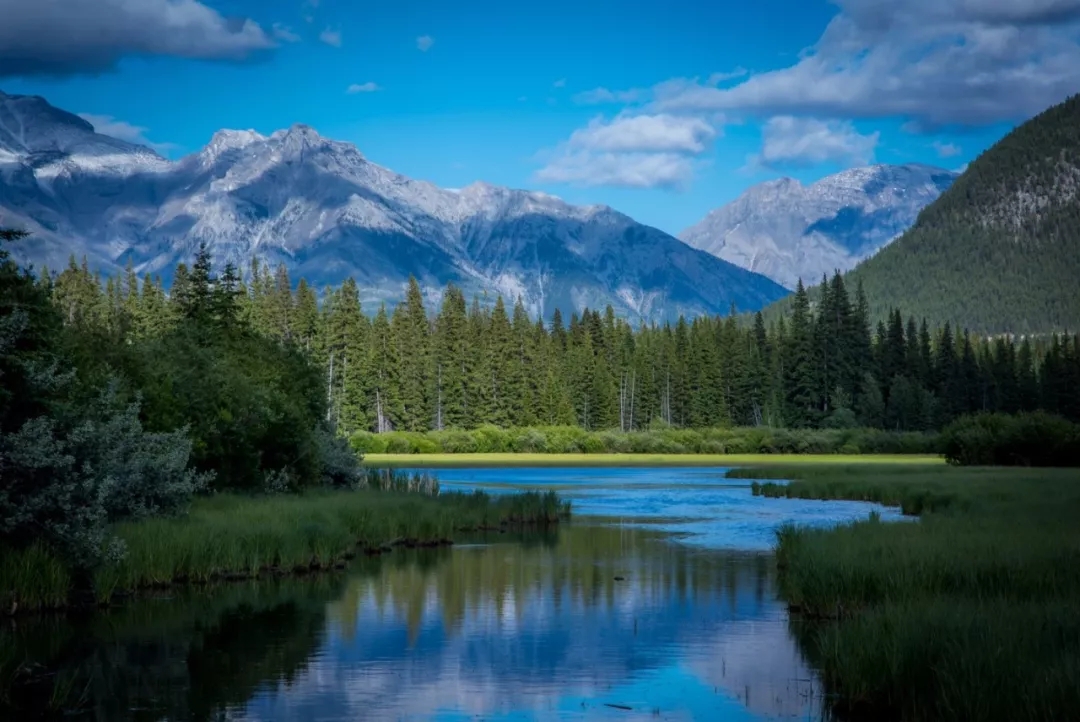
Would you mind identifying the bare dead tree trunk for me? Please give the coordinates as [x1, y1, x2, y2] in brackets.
[326, 351, 335, 423]
[435, 363, 444, 431]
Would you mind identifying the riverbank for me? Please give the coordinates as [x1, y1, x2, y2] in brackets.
[365, 452, 943, 468]
[1, 488, 570, 614]
[728, 463, 1080, 722]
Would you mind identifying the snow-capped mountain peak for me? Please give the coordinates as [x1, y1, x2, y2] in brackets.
[1, 89, 789, 322]
[680, 163, 959, 289]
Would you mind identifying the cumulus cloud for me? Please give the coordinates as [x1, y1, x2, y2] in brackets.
[535, 151, 696, 189]
[933, 140, 962, 157]
[0, 0, 275, 78]
[567, 113, 717, 154]
[416, 35, 435, 51]
[572, 87, 643, 105]
[77, 113, 175, 153]
[319, 27, 342, 47]
[650, 0, 1080, 128]
[346, 82, 380, 93]
[535, 113, 718, 188]
[755, 116, 879, 168]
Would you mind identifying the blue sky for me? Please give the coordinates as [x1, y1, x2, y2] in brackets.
[2, 0, 1076, 235]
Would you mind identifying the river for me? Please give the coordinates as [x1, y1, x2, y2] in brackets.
[4, 467, 902, 721]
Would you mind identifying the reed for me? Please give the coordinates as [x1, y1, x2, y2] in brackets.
[2, 485, 570, 612]
[736, 464, 1080, 721]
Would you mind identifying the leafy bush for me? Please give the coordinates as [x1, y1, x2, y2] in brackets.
[350, 431, 388, 454]
[942, 412, 1080, 467]
[431, 429, 478, 453]
[360, 425, 942, 455]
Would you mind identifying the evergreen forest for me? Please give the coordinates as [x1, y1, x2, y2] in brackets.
[39, 251, 1080, 439]
[771, 93, 1080, 334]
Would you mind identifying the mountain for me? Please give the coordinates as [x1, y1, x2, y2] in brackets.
[832, 94, 1080, 334]
[0, 90, 787, 322]
[679, 164, 958, 290]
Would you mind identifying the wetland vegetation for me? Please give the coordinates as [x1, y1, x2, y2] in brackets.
[733, 463, 1080, 721]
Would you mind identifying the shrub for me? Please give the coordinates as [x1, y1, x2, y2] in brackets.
[472, 425, 511, 453]
[510, 428, 548, 453]
[432, 429, 479, 453]
[543, 426, 588, 453]
[942, 413, 1080, 467]
[350, 431, 388, 454]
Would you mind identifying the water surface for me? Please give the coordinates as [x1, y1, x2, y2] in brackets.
[4, 466, 896, 721]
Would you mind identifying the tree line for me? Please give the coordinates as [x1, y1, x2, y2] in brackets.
[41, 252, 1080, 436]
[2, 235, 359, 572]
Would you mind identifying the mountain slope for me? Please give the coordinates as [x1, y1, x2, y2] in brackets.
[835, 95, 1080, 333]
[0, 90, 787, 322]
[680, 164, 957, 289]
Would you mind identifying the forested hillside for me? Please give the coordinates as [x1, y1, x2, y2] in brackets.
[840, 94, 1080, 333]
[40, 255, 1080, 435]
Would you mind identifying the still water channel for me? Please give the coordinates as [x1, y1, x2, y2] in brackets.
[6, 467, 902, 721]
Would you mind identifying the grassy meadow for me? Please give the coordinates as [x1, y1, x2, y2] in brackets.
[728, 463, 1080, 722]
[1, 487, 569, 613]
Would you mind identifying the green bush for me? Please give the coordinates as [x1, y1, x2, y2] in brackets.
[431, 429, 479, 453]
[472, 425, 511, 453]
[543, 426, 588, 453]
[354, 425, 942, 456]
[510, 428, 548, 453]
[942, 412, 1080, 467]
[350, 431, 388, 454]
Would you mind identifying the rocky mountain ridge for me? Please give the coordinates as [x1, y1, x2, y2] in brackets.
[0, 90, 787, 322]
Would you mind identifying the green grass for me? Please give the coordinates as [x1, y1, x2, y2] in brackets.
[730, 463, 1080, 722]
[365, 452, 944, 468]
[2, 488, 570, 613]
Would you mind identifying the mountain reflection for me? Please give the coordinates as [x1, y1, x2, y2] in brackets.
[2, 524, 822, 721]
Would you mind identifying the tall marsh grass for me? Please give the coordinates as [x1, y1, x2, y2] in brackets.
[2, 484, 570, 612]
[733, 464, 1080, 721]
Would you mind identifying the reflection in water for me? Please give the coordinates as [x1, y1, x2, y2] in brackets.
[1, 467, 872, 721]
[3, 527, 822, 721]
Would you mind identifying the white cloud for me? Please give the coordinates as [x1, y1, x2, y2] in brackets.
[346, 82, 380, 93]
[649, 0, 1080, 128]
[416, 35, 435, 51]
[535, 112, 718, 189]
[0, 0, 274, 78]
[933, 140, 962, 157]
[572, 87, 642, 105]
[567, 113, 717, 154]
[535, 151, 696, 189]
[272, 23, 300, 43]
[755, 116, 879, 168]
[77, 113, 175, 153]
[553, 78, 567, 88]
[319, 27, 341, 47]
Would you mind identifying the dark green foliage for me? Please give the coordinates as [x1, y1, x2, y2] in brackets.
[0, 231, 203, 571]
[941, 412, 1080, 467]
[274, 268, 1078, 436]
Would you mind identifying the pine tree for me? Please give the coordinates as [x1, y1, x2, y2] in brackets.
[784, 280, 818, 427]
